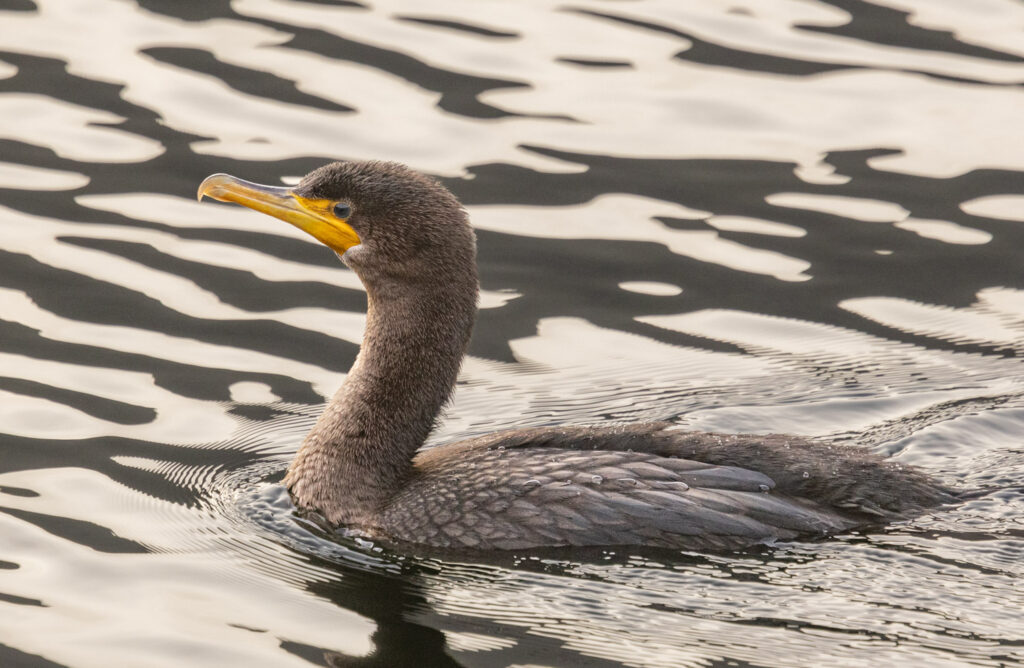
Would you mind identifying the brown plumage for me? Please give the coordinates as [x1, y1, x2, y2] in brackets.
[198, 160, 954, 551]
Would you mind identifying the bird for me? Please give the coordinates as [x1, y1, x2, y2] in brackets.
[198, 160, 954, 551]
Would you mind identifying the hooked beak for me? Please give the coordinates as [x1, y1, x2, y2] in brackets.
[197, 173, 361, 253]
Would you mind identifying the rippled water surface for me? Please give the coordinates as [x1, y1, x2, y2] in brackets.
[2, 0, 1024, 666]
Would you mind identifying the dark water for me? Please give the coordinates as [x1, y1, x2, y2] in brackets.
[2, 0, 1024, 666]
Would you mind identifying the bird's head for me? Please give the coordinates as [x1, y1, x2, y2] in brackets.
[198, 161, 476, 288]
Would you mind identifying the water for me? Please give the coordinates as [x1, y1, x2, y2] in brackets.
[2, 0, 1023, 666]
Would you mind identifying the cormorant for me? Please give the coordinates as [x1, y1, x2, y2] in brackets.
[198, 161, 952, 551]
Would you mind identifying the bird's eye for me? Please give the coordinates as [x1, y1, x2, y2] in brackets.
[333, 203, 352, 219]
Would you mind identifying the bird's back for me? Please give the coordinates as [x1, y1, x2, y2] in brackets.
[381, 423, 953, 550]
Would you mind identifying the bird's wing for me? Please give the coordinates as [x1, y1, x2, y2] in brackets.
[419, 423, 954, 520]
[389, 444, 853, 550]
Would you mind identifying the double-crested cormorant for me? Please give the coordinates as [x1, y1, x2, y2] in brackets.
[198, 161, 952, 551]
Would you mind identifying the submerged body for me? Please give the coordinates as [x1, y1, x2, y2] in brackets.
[199, 161, 952, 551]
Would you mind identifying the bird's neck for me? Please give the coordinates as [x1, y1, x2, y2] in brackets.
[284, 274, 477, 528]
